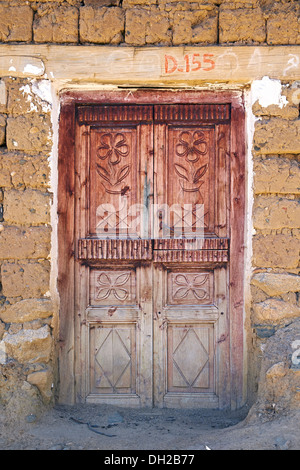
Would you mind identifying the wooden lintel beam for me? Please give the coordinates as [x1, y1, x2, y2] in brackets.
[1, 45, 300, 83]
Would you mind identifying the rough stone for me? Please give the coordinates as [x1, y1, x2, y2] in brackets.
[172, 9, 218, 45]
[219, 7, 266, 43]
[0, 361, 44, 423]
[3, 189, 51, 226]
[252, 298, 300, 326]
[0, 298, 53, 324]
[123, 0, 156, 5]
[0, 152, 50, 190]
[125, 8, 171, 45]
[1, 261, 50, 299]
[28, 0, 81, 4]
[0, 80, 7, 114]
[0, 115, 6, 147]
[248, 320, 300, 416]
[6, 114, 52, 153]
[0, 4, 33, 42]
[0, 320, 4, 340]
[85, 0, 120, 5]
[267, 5, 300, 45]
[252, 100, 299, 120]
[252, 233, 300, 269]
[27, 368, 53, 403]
[251, 272, 300, 297]
[33, 4, 79, 43]
[265, 362, 286, 379]
[7, 80, 51, 116]
[1, 325, 52, 364]
[0, 158, 48, 190]
[253, 197, 300, 230]
[0, 225, 51, 260]
[253, 157, 300, 195]
[254, 119, 300, 154]
[80, 6, 124, 44]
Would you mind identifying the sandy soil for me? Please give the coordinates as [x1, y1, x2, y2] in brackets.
[0, 403, 299, 451]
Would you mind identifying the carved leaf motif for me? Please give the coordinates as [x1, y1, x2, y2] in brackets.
[116, 164, 130, 185]
[174, 164, 190, 182]
[113, 273, 130, 287]
[192, 288, 208, 300]
[173, 273, 209, 301]
[193, 274, 209, 286]
[96, 164, 111, 184]
[95, 272, 130, 301]
[193, 164, 208, 184]
[96, 288, 111, 300]
[174, 274, 189, 286]
[174, 287, 190, 299]
[112, 288, 128, 301]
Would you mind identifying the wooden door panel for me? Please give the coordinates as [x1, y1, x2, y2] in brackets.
[89, 126, 138, 238]
[153, 105, 231, 408]
[153, 263, 228, 408]
[154, 105, 230, 239]
[90, 268, 136, 306]
[167, 323, 214, 392]
[75, 105, 153, 406]
[84, 263, 152, 405]
[90, 323, 137, 395]
[167, 270, 214, 306]
[167, 125, 214, 237]
[71, 99, 243, 409]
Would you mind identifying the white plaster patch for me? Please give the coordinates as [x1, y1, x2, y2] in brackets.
[0, 341, 7, 364]
[251, 76, 288, 109]
[20, 80, 52, 113]
[31, 80, 52, 105]
[23, 63, 44, 76]
[20, 84, 38, 113]
[0, 80, 6, 106]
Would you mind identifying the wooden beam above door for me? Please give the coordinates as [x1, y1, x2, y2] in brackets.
[1, 45, 300, 85]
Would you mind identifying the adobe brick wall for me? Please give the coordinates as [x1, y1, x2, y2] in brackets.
[0, 76, 54, 417]
[0, 0, 299, 419]
[249, 84, 300, 414]
[0, 0, 299, 46]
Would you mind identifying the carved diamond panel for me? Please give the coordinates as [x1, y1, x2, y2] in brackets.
[167, 324, 214, 392]
[90, 324, 136, 394]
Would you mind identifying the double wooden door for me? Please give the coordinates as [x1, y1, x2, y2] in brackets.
[70, 100, 242, 409]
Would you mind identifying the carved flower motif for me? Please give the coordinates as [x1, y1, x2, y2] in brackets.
[176, 131, 208, 163]
[96, 272, 130, 301]
[96, 132, 131, 191]
[173, 274, 209, 300]
[97, 133, 129, 165]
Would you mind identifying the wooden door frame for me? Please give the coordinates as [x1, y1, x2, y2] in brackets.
[57, 89, 246, 409]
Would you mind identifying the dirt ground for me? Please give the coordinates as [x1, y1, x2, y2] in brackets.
[0, 403, 299, 451]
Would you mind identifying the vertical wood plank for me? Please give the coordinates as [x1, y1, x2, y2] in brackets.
[229, 98, 246, 409]
[75, 123, 90, 401]
[57, 98, 76, 404]
[137, 121, 154, 406]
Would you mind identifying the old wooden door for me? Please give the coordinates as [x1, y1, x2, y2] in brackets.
[59, 94, 245, 409]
